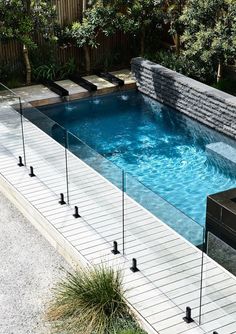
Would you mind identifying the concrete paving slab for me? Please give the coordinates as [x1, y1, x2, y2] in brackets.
[13, 84, 58, 102]
[55, 79, 88, 95]
[111, 69, 136, 84]
[83, 75, 116, 89]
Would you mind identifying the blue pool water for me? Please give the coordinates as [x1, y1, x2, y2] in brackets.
[38, 90, 236, 243]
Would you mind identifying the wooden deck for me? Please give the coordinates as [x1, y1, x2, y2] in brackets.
[0, 89, 236, 334]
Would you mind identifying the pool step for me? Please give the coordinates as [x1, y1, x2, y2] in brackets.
[95, 71, 125, 87]
[206, 142, 236, 177]
[10, 70, 136, 107]
[41, 79, 69, 97]
[69, 75, 98, 92]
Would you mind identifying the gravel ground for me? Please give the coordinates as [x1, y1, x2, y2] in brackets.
[0, 191, 71, 334]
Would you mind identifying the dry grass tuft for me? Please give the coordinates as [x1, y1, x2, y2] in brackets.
[47, 264, 131, 334]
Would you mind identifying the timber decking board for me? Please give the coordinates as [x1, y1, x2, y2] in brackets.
[0, 100, 236, 334]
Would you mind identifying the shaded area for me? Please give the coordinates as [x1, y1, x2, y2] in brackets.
[208, 233, 236, 276]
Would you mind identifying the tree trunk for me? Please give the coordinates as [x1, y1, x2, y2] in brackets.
[26, 0, 31, 13]
[173, 33, 180, 55]
[217, 61, 222, 83]
[84, 45, 91, 74]
[82, 0, 87, 13]
[23, 44, 31, 85]
[140, 28, 145, 57]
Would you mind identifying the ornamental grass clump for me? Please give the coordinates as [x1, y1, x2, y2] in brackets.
[47, 264, 130, 334]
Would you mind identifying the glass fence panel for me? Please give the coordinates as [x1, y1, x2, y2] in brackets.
[67, 132, 124, 252]
[125, 171, 205, 324]
[22, 102, 68, 202]
[199, 232, 236, 326]
[0, 83, 25, 162]
[125, 172, 204, 245]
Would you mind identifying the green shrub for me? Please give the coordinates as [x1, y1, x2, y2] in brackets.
[0, 62, 25, 87]
[212, 79, 236, 96]
[33, 57, 76, 81]
[47, 264, 130, 334]
[33, 64, 58, 81]
[144, 50, 216, 84]
[59, 57, 76, 79]
[111, 317, 147, 334]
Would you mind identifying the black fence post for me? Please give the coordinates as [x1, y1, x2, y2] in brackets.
[73, 206, 81, 218]
[130, 258, 139, 272]
[29, 166, 35, 177]
[111, 241, 120, 255]
[183, 306, 194, 323]
[18, 156, 24, 167]
[59, 193, 66, 205]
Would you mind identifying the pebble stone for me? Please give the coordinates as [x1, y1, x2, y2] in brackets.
[0, 191, 71, 334]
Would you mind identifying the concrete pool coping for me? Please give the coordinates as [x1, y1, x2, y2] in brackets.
[0, 92, 236, 334]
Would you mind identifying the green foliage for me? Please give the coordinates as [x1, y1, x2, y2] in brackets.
[145, 50, 216, 83]
[4, 77, 23, 89]
[114, 0, 165, 55]
[33, 64, 57, 81]
[145, 50, 183, 71]
[180, 0, 236, 81]
[59, 58, 77, 78]
[47, 264, 131, 334]
[116, 330, 145, 334]
[0, 0, 57, 83]
[114, 320, 147, 334]
[0, 0, 56, 48]
[30, 41, 57, 69]
[0, 62, 11, 82]
[165, 0, 185, 37]
[69, 2, 122, 49]
[213, 78, 236, 96]
[94, 49, 122, 71]
[33, 58, 76, 81]
[0, 62, 24, 87]
[122, 0, 164, 33]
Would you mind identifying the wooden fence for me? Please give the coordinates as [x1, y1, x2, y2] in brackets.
[53, 0, 83, 25]
[0, 0, 131, 74]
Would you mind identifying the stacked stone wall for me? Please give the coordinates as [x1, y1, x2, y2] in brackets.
[131, 57, 236, 139]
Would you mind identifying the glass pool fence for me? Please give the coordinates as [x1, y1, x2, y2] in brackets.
[1, 83, 234, 327]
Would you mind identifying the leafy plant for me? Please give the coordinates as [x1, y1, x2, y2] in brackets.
[213, 78, 236, 96]
[116, 330, 145, 334]
[47, 264, 130, 334]
[33, 64, 58, 81]
[69, 2, 123, 73]
[180, 0, 236, 83]
[0, 0, 56, 84]
[33, 58, 77, 81]
[30, 41, 57, 69]
[59, 58, 77, 79]
[144, 50, 216, 83]
[120, 0, 164, 56]
[0, 61, 25, 87]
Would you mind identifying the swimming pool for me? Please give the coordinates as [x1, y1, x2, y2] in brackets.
[38, 90, 236, 243]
